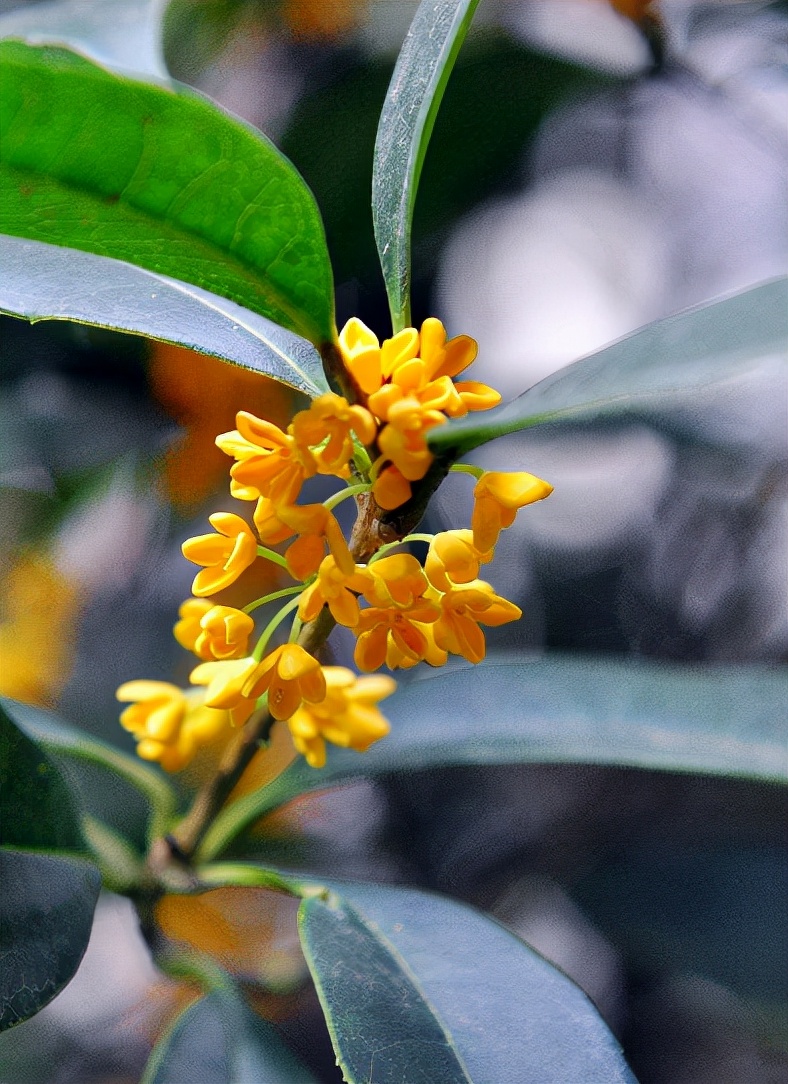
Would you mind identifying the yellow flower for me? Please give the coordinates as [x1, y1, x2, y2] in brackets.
[385, 617, 447, 670]
[298, 555, 373, 628]
[191, 644, 326, 722]
[194, 605, 255, 661]
[338, 318, 419, 396]
[373, 464, 413, 511]
[360, 553, 430, 608]
[290, 392, 377, 475]
[173, 598, 214, 653]
[472, 471, 554, 552]
[424, 530, 492, 593]
[377, 398, 446, 482]
[181, 512, 258, 597]
[117, 681, 231, 771]
[219, 411, 317, 506]
[287, 667, 395, 768]
[353, 598, 441, 672]
[432, 580, 522, 664]
[253, 498, 353, 580]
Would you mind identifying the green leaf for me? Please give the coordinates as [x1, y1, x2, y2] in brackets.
[0, 0, 167, 78]
[299, 883, 635, 1083]
[2, 697, 178, 846]
[0, 236, 329, 396]
[0, 41, 335, 346]
[0, 701, 85, 853]
[0, 850, 101, 1031]
[196, 654, 788, 860]
[429, 277, 788, 456]
[372, 0, 481, 332]
[141, 989, 318, 1084]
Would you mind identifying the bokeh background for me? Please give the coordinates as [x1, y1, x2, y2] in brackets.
[1, 1, 786, 1081]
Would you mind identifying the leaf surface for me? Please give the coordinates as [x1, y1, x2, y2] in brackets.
[198, 654, 788, 860]
[429, 278, 788, 455]
[141, 989, 318, 1084]
[372, 0, 481, 330]
[299, 883, 636, 1084]
[0, 850, 101, 1031]
[0, 41, 335, 345]
[0, 236, 329, 396]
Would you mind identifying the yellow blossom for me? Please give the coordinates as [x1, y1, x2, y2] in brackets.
[181, 512, 258, 597]
[373, 464, 412, 511]
[424, 530, 492, 593]
[219, 411, 317, 506]
[193, 605, 255, 661]
[117, 681, 232, 772]
[192, 644, 326, 722]
[377, 397, 446, 481]
[432, 580, 522, 664]
[338, 318, 420, 396]
[290, 392, 376, 475]
[298, 555, 373, 628]
[385, 616, 447, 670]
[173, 598, 214, 653]
[287, 667, 395, 768]
[253, 498, 354, 580]
[361, 553, 430, 608]
[472, 471, 554, 552]
[354, 598, 441, 672]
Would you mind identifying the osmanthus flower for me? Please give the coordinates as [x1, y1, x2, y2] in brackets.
[192, 643, 326, 722]
[338, 317, 419, 396]
[360, 553, 430, 608]
[173, 598, 214, 653]
[174, 599, 254, 660]
[471, 471, 554, 552]
[117, 681, 232, 772]
[287, 667, 395, 768]
[424, 529, 493, 593]
[290, 392, 376, 475]
[385, 615, 447, 670]
[218, 411, 317, 506]
[374, 464, 413, 511]
[253, 499, 353, 581]
[432, 580, 522, 664]
[182, 512, 258, 597]
[354, 597, 441, 672]
[298, 555, 375, 628]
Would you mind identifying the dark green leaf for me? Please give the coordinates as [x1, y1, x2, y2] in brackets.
[430, 278, 788, 456]
[0, 236, 329, 396]
[0, 850, 100, 1032]
[0, 701, 85, 852]
[372, 0, 481, 331]
[299, 894, 471, 1083]
[0, 0, 167, 77]
[0, 41, 335, 345]
[197, 654, 788, 860]
[141, 989, 318, 1084]
[2, 697, 178, 846]
[300, 883, 635, 1083]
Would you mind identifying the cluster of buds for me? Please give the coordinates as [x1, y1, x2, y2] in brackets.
[117, 318, 552, 771]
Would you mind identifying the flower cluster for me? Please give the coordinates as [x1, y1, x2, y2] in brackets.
[117, 318, 552, 772]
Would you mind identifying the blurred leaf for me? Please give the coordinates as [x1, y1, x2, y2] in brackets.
[0, 701, 85, 852]
[2, 697, 178, 845]
[0, 42, 335, 346]
[162, 0, 249, 84]
[197, 654, 788, 860]
[0, 237, 329, 396]
[430, 278, 788, 455]
[141, 988, 318, 1084]
[281, 37, 605, 298]
[299, 883, 636, 1083]
[372, 0, 481, 331]
[0, 850, 100, 1031]
[0, 0, 168, 77]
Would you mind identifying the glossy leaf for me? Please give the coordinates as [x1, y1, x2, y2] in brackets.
[299, 883, 635, 1084]
[372, 0, 481, 331]
[0, 850, 101, 1031]
[0, 237, 329, 396]
[429, 277, 788, 455]
[0, 0, 168, 78]
[141, 989, 318, 1084]
[0, 701, 85, 853]
[2, 697, 178, 845]
[0, 42, 335, 345]
[196, 654, 788, 860]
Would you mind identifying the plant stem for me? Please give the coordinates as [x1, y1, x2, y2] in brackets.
[243, 584, 303, 615]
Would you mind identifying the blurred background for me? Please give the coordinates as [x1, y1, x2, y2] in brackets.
[0, 1, 786, 1081]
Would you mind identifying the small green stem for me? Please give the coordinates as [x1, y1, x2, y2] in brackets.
[243, 584, 304, 615]
[324, 482, 370, 512]
[256, 544, 291, 570]
[252, 596, 303, 661]
[288, 614, 303, 643]
[450, 463, 484, 480]
[368, 532, 435, 563]
[197, 861, 327, 899]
